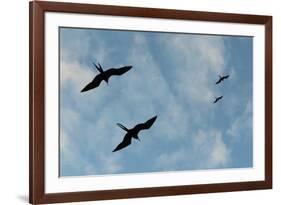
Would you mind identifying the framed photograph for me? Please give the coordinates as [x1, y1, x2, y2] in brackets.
[29, 1, 272, 204]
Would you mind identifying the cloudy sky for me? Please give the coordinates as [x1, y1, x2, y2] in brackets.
[59, 27, 253, 177]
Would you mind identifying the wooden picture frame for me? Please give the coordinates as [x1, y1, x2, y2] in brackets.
[29, 1, 272, 204]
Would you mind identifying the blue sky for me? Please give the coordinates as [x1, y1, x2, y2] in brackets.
[59, 27, 253, 176]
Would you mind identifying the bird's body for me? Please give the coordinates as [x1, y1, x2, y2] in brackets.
[113, 116, 157, 152]
[215, 75, 230, 84]
[81, 63, 132, 92]
[213, 96, 223, 104]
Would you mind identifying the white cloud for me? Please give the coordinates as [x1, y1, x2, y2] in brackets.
[155, 129, 230, 171]
[60, 131, 92, 175]
[193, 129, 230, 169]
[60, 29, 110, 64]
[208, 134, 230, 167]
[59, 30, 239, 175]
[60, 60, 93, 92]
[123, 34, 190, 140]
[160, 34, 227, 104]
[155, 149, 190, 171]
[60, 107, 123, 175]
[226, 99, 252, 140]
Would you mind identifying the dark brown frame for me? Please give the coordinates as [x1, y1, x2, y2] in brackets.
[29, 1, 272, 204]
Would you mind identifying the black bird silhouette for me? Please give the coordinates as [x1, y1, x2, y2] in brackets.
[213, 96, 223, 104]
[113, 116, 157, 152]
[215, 75, 230, 84]
[81, 63, 132, 92]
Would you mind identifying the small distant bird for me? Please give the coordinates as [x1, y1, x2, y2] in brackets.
[113, 116, 157, 152]
[81, 62, 132, 92]
[215, 75, 230, 84]
[213, 96, 223, 104]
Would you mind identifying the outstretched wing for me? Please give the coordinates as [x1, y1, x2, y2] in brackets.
[215, 78, 222, 84]
[213, 96, 223, 103]
[112, 134, 132, 152]
[104, 66, 132, 79]
[81, 74, 103, 92]
[134, 116, 157, 132]
[223, 75, 230, 79]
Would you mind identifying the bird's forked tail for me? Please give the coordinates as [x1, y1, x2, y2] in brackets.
[117, 123, 129, 131]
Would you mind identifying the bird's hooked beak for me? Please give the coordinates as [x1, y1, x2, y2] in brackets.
[136, 137, 141, 142]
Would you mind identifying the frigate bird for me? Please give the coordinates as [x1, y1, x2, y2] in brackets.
[213, 96, 223, 104]
[215, 75, 230, 84]
[112, 116, 157, 152]
[81, 62, 132, 92]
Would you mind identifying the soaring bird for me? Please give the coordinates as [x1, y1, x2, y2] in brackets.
[213, 96, 223, 104]
[215, 75, 230, 84]
[112, 116, 157, 152]
[81, 62, 132, 92]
